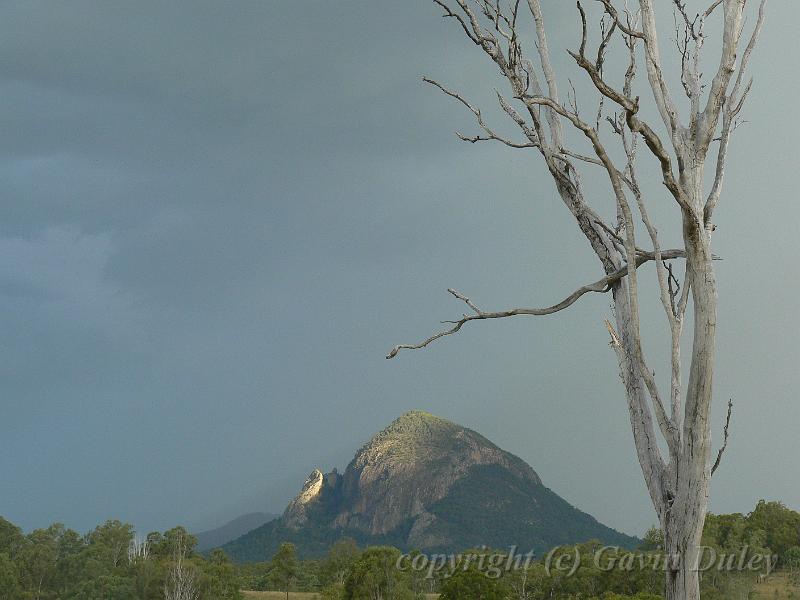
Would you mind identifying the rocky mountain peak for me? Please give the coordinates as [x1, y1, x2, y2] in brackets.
[332, 411, 541, 537]
[283, 468, 325, 527]
[223, 411, 639, 561]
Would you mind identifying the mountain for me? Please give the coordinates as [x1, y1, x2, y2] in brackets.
[195, 512, 276, 552]
[223, 411, 638, 561]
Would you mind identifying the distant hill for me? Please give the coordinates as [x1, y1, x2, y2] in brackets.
[223, 411, 638, 561]
[195, 512, 276, 551]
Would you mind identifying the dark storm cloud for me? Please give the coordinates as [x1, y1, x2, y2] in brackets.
[0, 1, 797, 537]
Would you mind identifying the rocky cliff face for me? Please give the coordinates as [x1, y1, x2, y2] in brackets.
[330, 411, 541, 537]
[223, 411, 638, 561]
[283, 469, 325, 527]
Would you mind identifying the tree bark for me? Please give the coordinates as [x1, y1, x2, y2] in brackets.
[659, 163, 718, 600]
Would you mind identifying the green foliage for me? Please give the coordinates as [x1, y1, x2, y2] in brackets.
[70, 574, 136, 600]
[3, 497, 798, 600]
[128, 553, 162, 600]
[0, 515, 241, 600]
[18, 523, 63, 597]
[747, 500, 800, 562]
[321, 538, 359, 586]
[0, 552, 22, 600]
[0, 517, 24, 558]
[236, 499, 800, 598]
[344, 546, 421, 600]
[200, 550, 242, 600]
[364, 411, 463, 463]
[267, 542, 299, 595]
[785, 546, 800, 571]
[697, 501, 800, 600]
[639, 527, 664, 551]
[222, 517, 411, 563]
[319, 581, 347, 599]
[86, 520, 134, 568]
[153, 526, 198, 559]
[438, 564, 512, 600]
[435, 544, 663, 600]
[597, 594, 663, 600]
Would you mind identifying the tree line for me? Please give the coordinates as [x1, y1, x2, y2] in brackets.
[1, 500, 798, 599]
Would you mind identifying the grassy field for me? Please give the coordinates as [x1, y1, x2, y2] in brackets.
[750, 572, 799, 599]
[243, 593, 317, 600]
[243, 592, 439, 600]
[243, 577, 800, 600]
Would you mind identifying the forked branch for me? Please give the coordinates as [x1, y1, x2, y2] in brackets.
[595, 0, 644, 40]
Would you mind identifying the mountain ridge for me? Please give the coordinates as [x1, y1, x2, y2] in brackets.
[194, 512, 276, 551]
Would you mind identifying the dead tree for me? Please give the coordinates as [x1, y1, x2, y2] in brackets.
[163, 537, 198, 600]
[128, 535, 150, 563]
[387, 1, 766, 599]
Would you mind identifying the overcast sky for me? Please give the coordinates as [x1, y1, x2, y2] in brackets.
[1, 1, 797, 538]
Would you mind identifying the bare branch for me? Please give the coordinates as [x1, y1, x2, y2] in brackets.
[730, 0, 768, 112]
[456, 132, 535, 147]
[637, 0, 684, 139]
[596, 13, 617, 73]
[705, 0, 767, 222]
[710, 399, 733, 476]
[388, 249, 695, 359]
[525, 0, 565, 149]
[433, 0, 481, 44]
[576, 1, 589, 58]
[672, 0, 699, 40]
[698, 0, 749, 150]
[666, 262, 680, 317]
[559, 147, 603, 166]
[703, 0, 723, 19]
[423, 77, 539, 148]
[595, 0, 645, 39]
[671, 0, 705, 116]
[562, 42, 690, 212]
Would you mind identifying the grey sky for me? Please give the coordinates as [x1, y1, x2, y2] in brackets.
[0, 1, 797, 538]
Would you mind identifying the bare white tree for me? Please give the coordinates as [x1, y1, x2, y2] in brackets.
[163, 536, 199, 600]
[388, 1, 767, 599]
[128, 534, 150, 563]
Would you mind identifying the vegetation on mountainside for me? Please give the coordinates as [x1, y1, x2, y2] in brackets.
[222, 516, 415, 563]
[424, 464, 637, 553]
